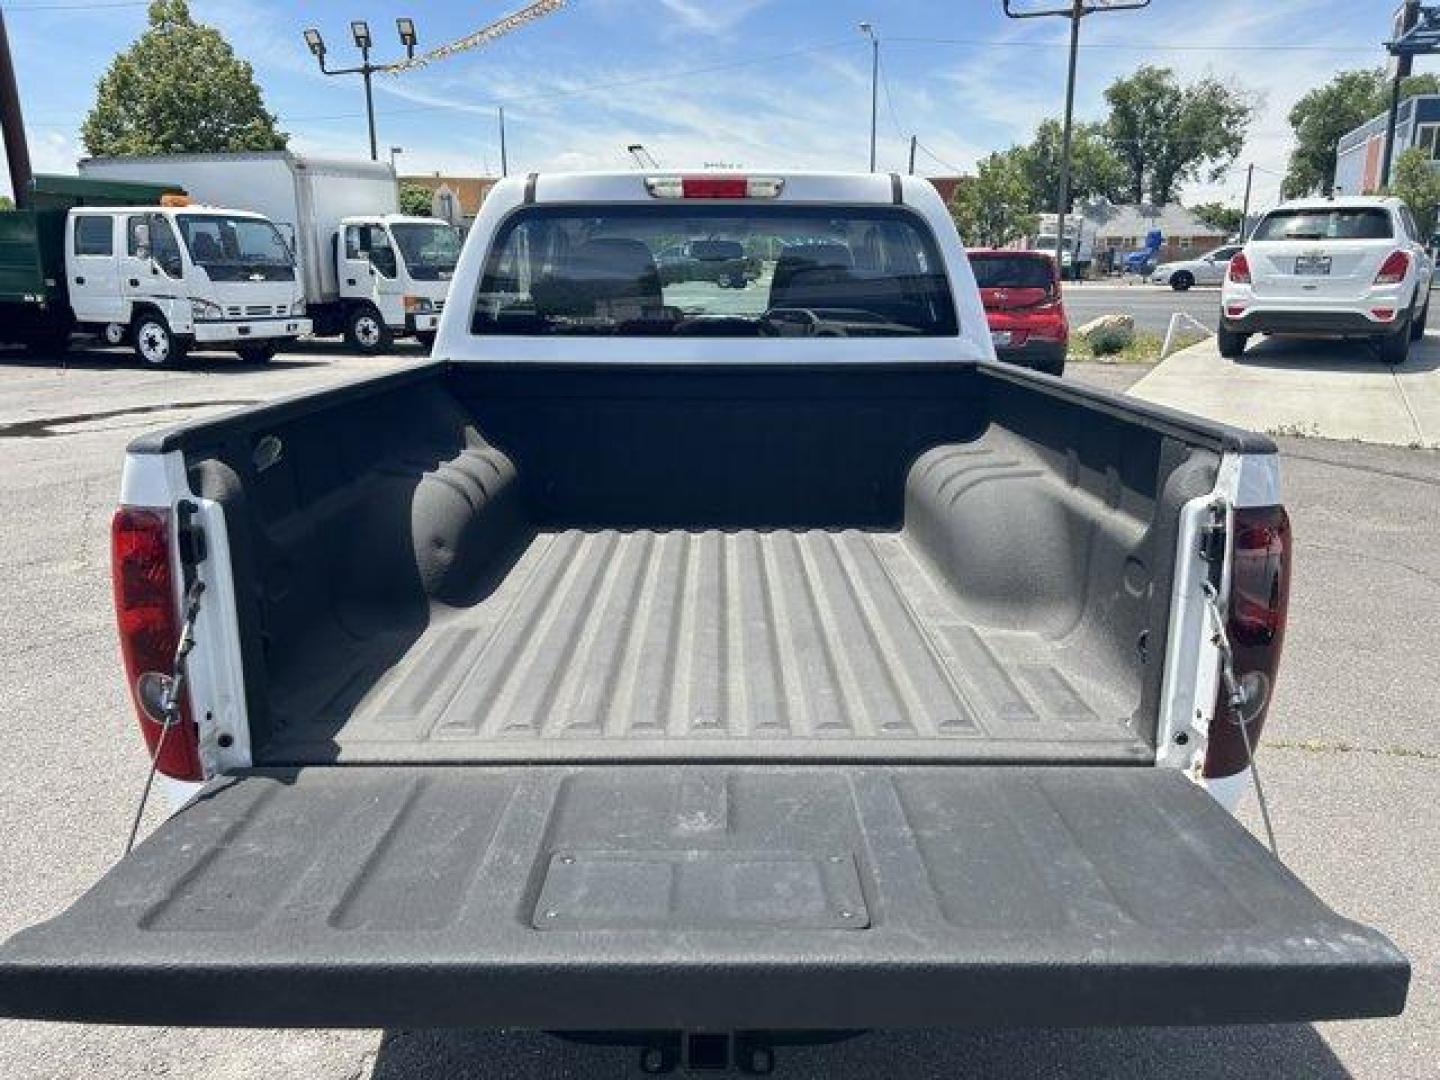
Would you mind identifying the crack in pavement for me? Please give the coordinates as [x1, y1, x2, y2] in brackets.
[1264, 738, 1440, 763]
[1298, 539, 1440, 591]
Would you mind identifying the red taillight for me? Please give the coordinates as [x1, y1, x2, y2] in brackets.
[111, 507, 202, 781]
[1375, 250, 1410, 286]
[1204, 506, 1291, 780]
[1228, 251, 1251, 285]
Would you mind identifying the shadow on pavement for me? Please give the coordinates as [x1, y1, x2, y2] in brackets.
[0, 338, 428, 373]
[1234, 336, 1440, 376]
[371, 1024, 1351, 1079]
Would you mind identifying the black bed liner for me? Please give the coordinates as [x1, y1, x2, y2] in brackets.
[0, 765, 1406, 1029]
[261, 527, 1147, 765]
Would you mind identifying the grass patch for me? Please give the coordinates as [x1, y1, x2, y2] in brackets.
[1068, 330, 1207, 364]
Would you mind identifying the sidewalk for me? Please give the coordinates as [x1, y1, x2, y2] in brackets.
[1127, 334, 1440, 448]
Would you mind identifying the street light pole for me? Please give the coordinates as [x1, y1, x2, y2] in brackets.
[498, 107, 508, 177]
[860, 22, 878, 173]
[304, 18, 418, 163]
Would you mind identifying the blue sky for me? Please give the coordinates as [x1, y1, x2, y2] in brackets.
[2, 0, 1416, 207]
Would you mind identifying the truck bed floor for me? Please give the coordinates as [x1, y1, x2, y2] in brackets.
[258, 529, 1149, 764]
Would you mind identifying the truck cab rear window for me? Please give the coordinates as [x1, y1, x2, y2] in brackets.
[471, 205, 958, 338]
[1251, 208, 1393, 242]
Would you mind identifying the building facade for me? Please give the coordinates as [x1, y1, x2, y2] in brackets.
[1335, 94, 1440, 195]
[397, 175, 501, 229]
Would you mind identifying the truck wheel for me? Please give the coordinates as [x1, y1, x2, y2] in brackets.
[133, 313, 186, 368]
[1170, 271, 1194, 292]
[415, 331, 437, 351]
[235, 341, 279, 364]
[1379, 319, 1412, 366]
[102, 322, 129, 347]
[345, 307, 392, 355]
[1216, 328, 1249, 359]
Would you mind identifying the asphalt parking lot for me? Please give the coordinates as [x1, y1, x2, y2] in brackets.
[0, 343, 1435, 1079]
[1064, 281, 1220, 333]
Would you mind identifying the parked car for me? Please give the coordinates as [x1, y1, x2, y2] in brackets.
[969, 248, 1068, 375]
[657, 238, 757, 288]
[0, 172, 1406, 1058]
[1150, 244, 1243, 290]
[1220, 195, 1433, 365]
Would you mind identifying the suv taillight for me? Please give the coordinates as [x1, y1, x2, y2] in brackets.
[1203, 506, 1291, 779]
[1375, 250, 1410, 286]
[1228, 251, 1251, 285]
[112, 507, 203, 781]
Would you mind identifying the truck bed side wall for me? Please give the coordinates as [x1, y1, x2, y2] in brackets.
[178, 363, 1216, 759]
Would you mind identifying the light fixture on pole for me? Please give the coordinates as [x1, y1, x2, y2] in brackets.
[303, 17, 419, 161]
[1003, 0, 1150, 276]
[859, 22, 879, 173]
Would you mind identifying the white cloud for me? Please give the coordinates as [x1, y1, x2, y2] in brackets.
[656, 0, 775, 35]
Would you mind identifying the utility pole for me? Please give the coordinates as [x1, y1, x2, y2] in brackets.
[1383, 2, 1422, 191]
[860, 22, 878, 173]
[1239, 163, 1254, 241]
[1004, 0, 1150, 274]
[0, 6, 34, 208]
[908, 135, 917, 176]
[498, 107, 508, 177]
[1053, 0, 1083, 272]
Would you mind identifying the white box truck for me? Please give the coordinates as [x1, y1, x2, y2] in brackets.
[1032, 212, 1094, 281]
[79, 151, 462, 353]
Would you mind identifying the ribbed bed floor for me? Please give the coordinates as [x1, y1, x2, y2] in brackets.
[260, 529, 1149, 764]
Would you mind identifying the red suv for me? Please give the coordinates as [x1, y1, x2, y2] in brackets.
[968, 250, 1069, 376]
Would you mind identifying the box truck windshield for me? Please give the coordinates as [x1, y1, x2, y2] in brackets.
[390, 221, 461, 280]
[176, 214, 295, 282]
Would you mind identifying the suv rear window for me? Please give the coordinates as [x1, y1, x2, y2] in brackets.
[471, 205, 957, 337]
[969, 254, 1055, 289]
[1251, 208, 1393, 242]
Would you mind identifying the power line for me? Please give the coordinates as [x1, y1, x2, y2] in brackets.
[5, 1, 144, 9]
[887, 36, 1379, 55]
[914, 140, 965, 175]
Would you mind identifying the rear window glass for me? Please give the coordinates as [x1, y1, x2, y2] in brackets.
[1251, 208, 1393, 242]
[968, 255, 1054, 289]
[471, 205, 957, 338]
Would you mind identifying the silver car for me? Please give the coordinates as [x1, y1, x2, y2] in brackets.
[1150, 244, 1242, 290]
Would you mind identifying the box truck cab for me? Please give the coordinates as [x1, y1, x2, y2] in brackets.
[335, 213, 460, 352]
[64, 203, 309, 367]
[78, 152, 462, 356]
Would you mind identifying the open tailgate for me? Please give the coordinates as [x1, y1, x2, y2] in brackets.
[0, 766, 1407, 1029]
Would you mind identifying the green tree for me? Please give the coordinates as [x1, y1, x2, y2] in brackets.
[949, 150, 1039, 248]
[399, 182, 434, 217]
[1189, 200, 1244, 236]
[0, 195, 13, 211]
[1016, 119, 1127, 211]
[1103, 66, 1253, 206]
[81, 0, 286, 156]
[1284, 69, 1440, 197]
[1387, 146, 1440, 239]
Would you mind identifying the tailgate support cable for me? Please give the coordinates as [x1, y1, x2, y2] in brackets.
[122, 579, 206, 857]
[1203, 581, 1280, 859]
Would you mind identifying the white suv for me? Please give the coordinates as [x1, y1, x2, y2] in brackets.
[1219, 195, 1433, 365]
